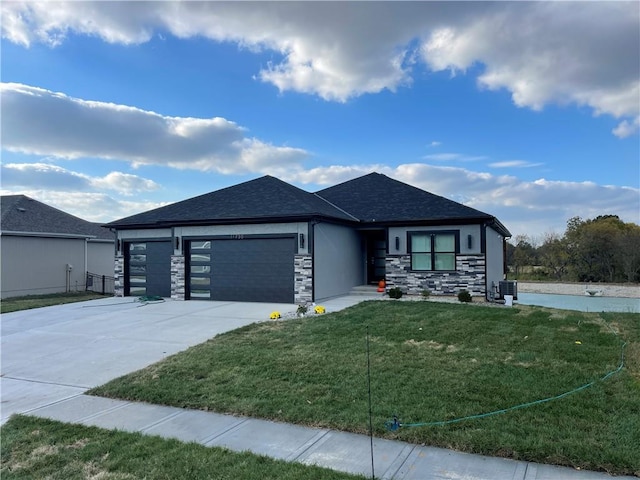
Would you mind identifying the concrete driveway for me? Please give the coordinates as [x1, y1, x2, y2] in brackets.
[1, 297, 300, 424]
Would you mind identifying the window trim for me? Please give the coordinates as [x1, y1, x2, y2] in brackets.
[407, 230, 460, 272]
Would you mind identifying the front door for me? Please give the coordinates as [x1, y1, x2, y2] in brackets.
[366, 231, 386, 284]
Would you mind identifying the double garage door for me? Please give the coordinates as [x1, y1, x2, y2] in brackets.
[187, 237, 295, 303]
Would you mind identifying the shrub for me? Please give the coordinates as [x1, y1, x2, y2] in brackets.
[457, 289, 472, 303]
[388, 287, 403, 299]
[421, 289, 431, 299]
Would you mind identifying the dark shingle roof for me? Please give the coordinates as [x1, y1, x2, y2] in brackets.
[106, 175, 356, 228]
[1, 195, 114, 240]
[105, 173, 510, 236]
[316, 173, 511, 235]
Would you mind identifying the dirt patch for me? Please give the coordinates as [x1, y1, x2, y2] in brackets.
[32, 445, 59, 457]
[404, 339, 460, 353]
[67, 438, 90, 450]
[404, 339, 443, 349]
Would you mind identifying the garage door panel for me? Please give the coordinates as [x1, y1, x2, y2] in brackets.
[127, 241, 172, 298]
[188, 237, 295, 303]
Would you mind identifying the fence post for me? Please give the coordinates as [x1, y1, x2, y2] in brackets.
[102, 275, 106, 295]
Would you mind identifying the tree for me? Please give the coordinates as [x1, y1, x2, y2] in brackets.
[563, 215, 627, 282]
[616, 223, 640, 282]
[538, 232, 569, 281]
[510, 234, 536, 277]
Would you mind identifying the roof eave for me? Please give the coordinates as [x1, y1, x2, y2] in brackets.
[106, 213, 357, 230]
[0, 230, 99, 240]
[358, 216, 494, 228]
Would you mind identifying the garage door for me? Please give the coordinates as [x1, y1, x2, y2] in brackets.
[188, 237, 295, 303]
[127, 240, 172, 297]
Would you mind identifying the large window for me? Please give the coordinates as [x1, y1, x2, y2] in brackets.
[409, 232, 457, 271]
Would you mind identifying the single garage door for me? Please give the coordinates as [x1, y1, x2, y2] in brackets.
[188, 237, 295, 303]
[127, 240, 172, 297]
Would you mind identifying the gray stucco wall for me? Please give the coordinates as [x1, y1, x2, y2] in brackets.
[1, 235, 88, 298]
[87, 241, 115, 276]
[313, 222, 363, 301]
[484, 225, 506, 299]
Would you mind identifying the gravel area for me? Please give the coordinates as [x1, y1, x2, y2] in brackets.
[517, 281, 640, 299]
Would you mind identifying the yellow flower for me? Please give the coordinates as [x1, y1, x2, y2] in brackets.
[314, 305, 325, 314]
[270, 311, 281, 320]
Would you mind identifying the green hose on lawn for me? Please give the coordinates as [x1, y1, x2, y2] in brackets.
[137, 295, 165, 304]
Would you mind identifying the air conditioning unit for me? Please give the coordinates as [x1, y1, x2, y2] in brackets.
[498, 281, 518, 300]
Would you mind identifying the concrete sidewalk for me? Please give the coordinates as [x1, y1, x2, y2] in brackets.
[27, 394, 633, 480]
[1, 295, 635, 479]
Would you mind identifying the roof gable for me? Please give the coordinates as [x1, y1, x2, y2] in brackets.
[107, 175, 356, 228]
[1, 195, 114, 240]
[316, 172, 504, 226]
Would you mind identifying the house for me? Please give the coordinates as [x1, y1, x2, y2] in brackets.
[0, 195, 115, 299]
[106, 173, 511, 303]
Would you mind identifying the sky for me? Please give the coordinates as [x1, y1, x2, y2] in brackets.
[1, 1, 639, 241]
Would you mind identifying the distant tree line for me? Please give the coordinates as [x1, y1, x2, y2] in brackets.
[507, 215, 640, 283]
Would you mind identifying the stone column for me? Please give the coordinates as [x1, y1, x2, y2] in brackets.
[294, 254, 313, 304]
[114, 255, 124, 297]
[171, 254, 186, 300]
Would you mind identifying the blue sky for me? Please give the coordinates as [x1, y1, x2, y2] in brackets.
[1, 1, 639, 240]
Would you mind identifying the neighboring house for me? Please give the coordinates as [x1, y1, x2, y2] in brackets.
[0, 195, 115, 299]
[106, 173, 511, 304]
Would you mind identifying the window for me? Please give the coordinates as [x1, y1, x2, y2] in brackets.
[409, 232, 457, 271]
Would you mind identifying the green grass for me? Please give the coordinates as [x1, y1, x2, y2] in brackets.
[0, 415, 362, 480]
[89, 301, 640, 475]
[0, 292, 109, 314]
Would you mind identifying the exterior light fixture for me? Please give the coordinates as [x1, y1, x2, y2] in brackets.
[299, 233, 305, 249]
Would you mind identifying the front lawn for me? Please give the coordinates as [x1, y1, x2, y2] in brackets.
[89, 301, 640, 475]
[0, 416, 361, 480]
[1, 292, 109, 314]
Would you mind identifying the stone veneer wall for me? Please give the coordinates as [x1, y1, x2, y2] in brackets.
[294, 254, 313, 304]
[386, 254, 486, 297]
[114, 255, 124, 297]
[171, 255, 185, 300]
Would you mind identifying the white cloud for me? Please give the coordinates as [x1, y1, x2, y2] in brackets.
[421, 3, 639, 124]
[0, 188, 167, 224]
[1, 163, 160, 196]
[282, 163, 639, 238]
[489, 160, 543, 169]
[2, 2, 638, 131]
[0, 83, 309, 173]
[612, 116, 640, 139]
